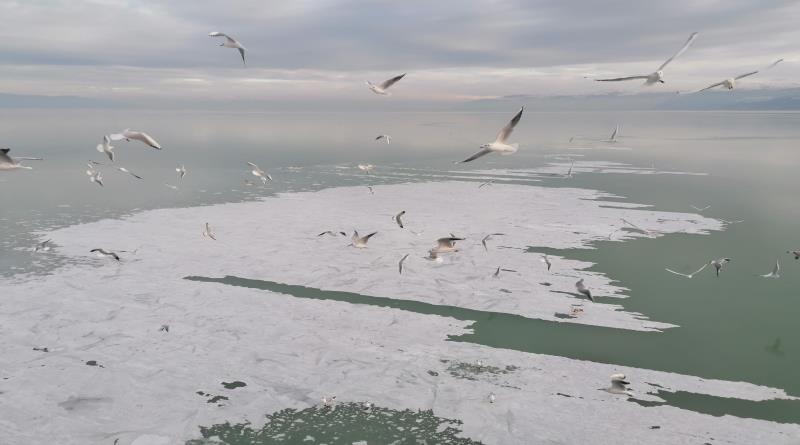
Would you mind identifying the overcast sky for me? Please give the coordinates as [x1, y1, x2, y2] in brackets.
[0, 0, 797, 106]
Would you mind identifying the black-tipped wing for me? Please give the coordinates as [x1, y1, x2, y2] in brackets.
[379, 73, 406, 90]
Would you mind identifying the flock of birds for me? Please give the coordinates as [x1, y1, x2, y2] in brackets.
[3, 29, 793, 405]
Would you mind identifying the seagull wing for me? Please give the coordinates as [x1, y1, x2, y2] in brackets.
[362, 231, 378, 242]
[0, 148, 13, 164]
[733, 70, 759, 81]
[695, 81, 725, 93]
[209, 31, 230, 38]
[665, 268, 692, 278]
[657, 32, 698, 71]
[689, 263, 709, 276]
[495, 107, 524, 143]
[399, 253, 410, 274]
[595, 75, 650, 82]
[15, 157, 43, 161]
[379, 73, 406, 90]
[238, 47, 246, 65]
[458, 148, 492, 163]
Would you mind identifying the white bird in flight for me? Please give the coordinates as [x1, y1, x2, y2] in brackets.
[541, 254, 552, 271]
[351, 230, 378, 248]
[366, 73, 406, 95]
[691, 205, 711, 212]
[492, 266, 517, 278]
[665, 262, 708, 279]
[760, 259, 780, 278]
[375, 134, 392, 144]
[35, 239, 52, 252]
[202, 222, 216, 240]
[575, 279, 594, 302]
[606, 125, 620, 143]
[209, 31, 246, 65]
[90, 248, 120, 261]
[595, 32, 698, 85]
[176, 165, 186, 181]
[86, 164, 103, 187]
[96, 135, 115, 162]
[481, 233, 505, 251]
[115, 166, 143, 180]
[432, 236, 464, 254]
[0, 148, 42, 171]
[710, 257, 731, 277]
[694, 59, 783, 92]
[357, 164, 375, 174]
[602, 374, 632, 396]
[478, 179, 495, 188]
[458, 107, 524, 163]
[398, 253, 410, 275]
[247, 162, 272, 184]
[394, 210, 406, 228]
[109, 129, 162, 150]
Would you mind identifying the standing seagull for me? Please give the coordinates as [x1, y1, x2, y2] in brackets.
[602, 374, 632, 396]
[375, 134, 392, 144]
[208, 31, 246, 65]
[351, 230, 378, 248]
[366, 73, 406, 95]
[96, 135, 115, 162]
[760, 259, 780, 278]
[541, 254, 552, 271]
[202, 223, 216, 240]
[398, 253, 410, 275]
[458, 107, 524, 163]
[710, 258, 731, 277]
[247, 162, 272, 184]
[176, 165, 186, 181]
[596, 32, 698, 85]
[694, 59, 783, 92]
[90, 248, 120, 261]
[665, 263, 708, 279]
[0, 148, 42, 171]
[394, 211, 406, 228]
[575, 279, 594, 302]
[481, 233, 505, 251]
[109, 129, 162, 150]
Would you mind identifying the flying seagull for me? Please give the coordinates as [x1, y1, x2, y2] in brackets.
[665, 263, 708, 279]
[691, 205, 711, 212]
[35, 239, 52, 252]
[0, 148, 42, 171]
[398, 253, 410, 274]
[351, 230, 377, 248]
[606, 125, 620, 143]
[375, 134, 392, 144]
[564, 160, 575, 178]
[164, 183, 179, 190]
[602, 374, 632, 396]
[208, 31, 246, 65]
[481, 233, 505, 251]
[247, 162, 272, 184]
[318, 231, 347, 237]
[176, 165, 186, 180]
[694, 59, 783, 92]
[357, 164, 375, 174]
[710, 258, 731, 277]
[202, 222, 216, 240]
[109, 129, 162, 150]
[575, 278, 594, 302]
[596, 32, 698, 85]
[621, 218, 659, 238]
[458, 107, 524, 163]
[96, 135, 115, 162]
[367, 185, 374, 195]
[433, 236, 464, 254]
[394, 210, 406, 228]
[493, 266, 517, 278]
[788, 250, 800, 260]
[541, 254, 552, 271]
[90, 248, 120, 261]
[366, 73, 406, 95]
[760, 259, 780, 278]
[115, 166, 143, 180]
[478, 179, 495, 188]
[86, 164, 103, 187]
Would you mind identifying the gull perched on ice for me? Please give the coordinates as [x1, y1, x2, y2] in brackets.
[247, 162, 272, 184]
[86, 164, 103, 187]
[90, 248, 120, 261]
[602, 374, 632, 396]
[394, 210, 406, 228]
[575, 278, 594, 302]
[596, 32, 698, 85]
[202, 222, 217, 240]
[481, 233, 505, 251]
[176, 165, 186, 181]
[541, 254, 552, 271]
[96, 136, 115, 162]
[760, 259, 780, 278]
[694, 59, 783, 92]
[110, 129, 162, 150]
[35, 239, 52, 252]
[710, 257, 731, 277]
[375, 134, 392, 144]
[366, 73, 406, 95]
[208, 31, 246, 65]
[458, 107, 524, 163]
[351, 230, 377, 248]
[0, 148, 42, 171]
[398, 253, 410, 275]
[788, 250, 800, 260]
[665, 262, 708, 279]
[357, 164, 375, 174]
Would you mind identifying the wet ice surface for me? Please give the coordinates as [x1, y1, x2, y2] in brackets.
[1, 180, 796, 444]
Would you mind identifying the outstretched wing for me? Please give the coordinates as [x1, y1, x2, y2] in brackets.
[595, 75, 650, 82]
[695, 81, 725, 92]
[238, 47, 246, 65]
[495, 107, 524, 143]
[379, 73, 406, 90]
[658, 32, 698, 71]
[458, 148, 492, 163]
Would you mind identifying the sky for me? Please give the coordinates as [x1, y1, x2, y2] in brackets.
[0, 0, 798, 107]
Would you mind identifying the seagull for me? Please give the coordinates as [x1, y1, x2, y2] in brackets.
[362, 401, 373, 411]
[321, 395, 337, 408]
[202, 222, 216, 240]
[606, 125, 620, 143]
[208, 31, 246, 65]
[176, 165, 186, 181]
[317, 231, 347, 237]
[694, 59, 783, 92]
[564, 160, 575, 178]
[375, 134, 392, 144]
[481, 233, 505, 251]
[458, 107, 524, 163]
[398, 253, 410, 274]
[602, 374, 632, 396]
[90, 248, 120, 261]
[665, 263, 709, 279]
[0, 148, 42, 171]
[621, 218, 658, 238]
[247, 162, 272, 184]
[596, 32, 698, 85]
[35, 239, 52, 252]
[488, 392, 496, 404]
[115, 166, 143, 180]
[109, 129, 162, 150]
[493, 266, 517, 278]
[541, 254, 552, 271]
[788, 250, 800, 260]
[394, 211, 406, 228]
[159, 324, 169, 333]
[357, 164, 375, 174]
[351, 230, 377, 248]
[367, 186, 374, 195]
[86, 164, 103, 187]
[366, 73, 406, 95]
[164, 183, 179, 190]
[691, 205, 711, 212]
[433, 236, 464, 253]
[710, 258, 731, 277]
[760, 259, 780, 278]
[478, 179, 495, 188]
[575, 279, 594, 302]
[96, 135, 115, 162]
